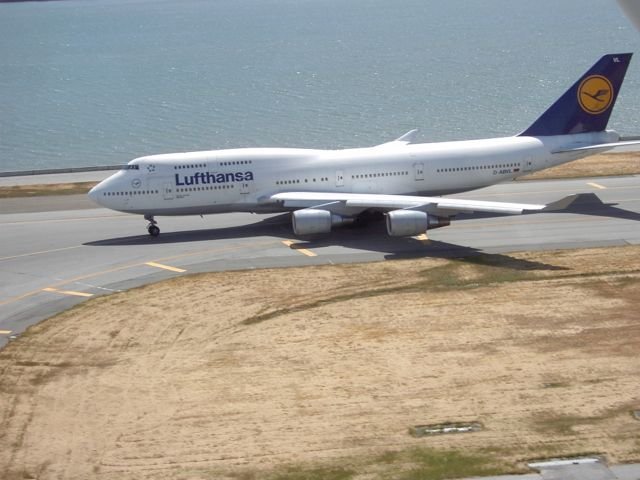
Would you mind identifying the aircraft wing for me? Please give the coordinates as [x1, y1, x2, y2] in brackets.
[264, 192, 579, 216]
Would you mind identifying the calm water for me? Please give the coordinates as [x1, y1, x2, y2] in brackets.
[0, 0, 639, 170]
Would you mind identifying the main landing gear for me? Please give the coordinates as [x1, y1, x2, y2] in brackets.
[145, 214, 160, 237]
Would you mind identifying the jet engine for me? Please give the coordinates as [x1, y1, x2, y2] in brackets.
[385, 210, 450, 236]
[292, 209, 352, 235]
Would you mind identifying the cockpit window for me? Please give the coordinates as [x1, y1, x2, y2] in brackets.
[121, 164, 140, 170]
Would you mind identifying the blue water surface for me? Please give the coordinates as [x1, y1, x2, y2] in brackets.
[0, 0, 638, 169]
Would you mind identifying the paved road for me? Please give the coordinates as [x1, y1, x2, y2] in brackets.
[0, 170, 112, 186]
[1, 175, 639, 348]
[466, 460, 640, 479]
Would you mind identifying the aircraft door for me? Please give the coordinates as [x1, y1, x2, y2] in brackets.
[414, 162, 424, 181]
[523, 156, 534, 172]
[336, 170, 344, 187]
[240, 182, 250, 194]
[163, 182, 174, 200]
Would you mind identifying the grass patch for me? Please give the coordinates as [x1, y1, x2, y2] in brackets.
[532, 405, 633, 436]
[533, 413, 604, 435]
[232, 447, 511, 480]
[379, 447, 508, 480]
[419, 259, 535, 287]
[270, 466, 355, 480]
[542, 382, 570, 389]
[243, 254, 550, 325]
[0, 182, 97, 198]
[517, 152, 640, 180]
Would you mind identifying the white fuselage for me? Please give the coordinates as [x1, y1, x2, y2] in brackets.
[88, 131, 617, 216]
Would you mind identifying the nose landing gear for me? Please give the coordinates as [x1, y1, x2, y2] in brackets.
[144, 214, 160, 237]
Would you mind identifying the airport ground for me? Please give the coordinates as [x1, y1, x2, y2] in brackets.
[0, 152, 639, 479]
[1, 247, 639, 480]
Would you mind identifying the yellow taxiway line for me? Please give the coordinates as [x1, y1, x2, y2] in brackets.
[0, 330, 12, 335]
[42, 287, 94, 298]
[282, 240, 318, 257]
[587, 182, 607, 190]
[144, 261, 187, 273]
[414, 233, 430, 244]
[0, 240, 279, 308]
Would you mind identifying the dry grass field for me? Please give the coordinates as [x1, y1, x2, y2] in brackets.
[0, 181, 98, 199]
[519, 151, 640, 180]
[1, 246, 639, 480]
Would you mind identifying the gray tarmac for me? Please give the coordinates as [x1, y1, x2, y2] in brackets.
[0, 170, 112, 186]
[1, 174, 639, 351]
[467, 460, 640, 480]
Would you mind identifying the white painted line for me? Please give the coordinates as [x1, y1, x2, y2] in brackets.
[0, 246, 82, 262]
[529, 458, 601, 468]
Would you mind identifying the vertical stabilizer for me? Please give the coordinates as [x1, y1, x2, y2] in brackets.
[519, 54, 632, 137]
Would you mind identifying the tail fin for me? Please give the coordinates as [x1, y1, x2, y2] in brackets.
[519, 53, 632, 137]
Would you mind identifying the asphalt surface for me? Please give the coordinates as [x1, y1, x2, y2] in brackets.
[0, 170, 112, 186]
[1, 175, 639, 350]
[469, 460, 640, 480]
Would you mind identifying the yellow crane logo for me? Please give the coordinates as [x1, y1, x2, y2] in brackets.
[577, 75, 613, 114]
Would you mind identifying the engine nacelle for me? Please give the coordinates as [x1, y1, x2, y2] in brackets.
[386, 210, 450, 237]
[292, 209, 352, 235]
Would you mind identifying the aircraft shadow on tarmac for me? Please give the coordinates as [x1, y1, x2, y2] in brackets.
[465, 192, 640, 222]
[84, 213, 568, 272]
[83, 193, 637, 256]
[557, 192, 640, 221]
[83, 213, 422, 251]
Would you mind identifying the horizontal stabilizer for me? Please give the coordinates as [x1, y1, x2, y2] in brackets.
[552, 139, 640, 154]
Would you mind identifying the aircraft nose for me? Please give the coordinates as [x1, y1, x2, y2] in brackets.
[88, 182, 103, 205]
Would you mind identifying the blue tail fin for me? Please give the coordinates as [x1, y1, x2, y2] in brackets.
[519, 53, 632, 137]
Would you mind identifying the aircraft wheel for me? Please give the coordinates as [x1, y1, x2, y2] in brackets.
[148, 225, 160, 237]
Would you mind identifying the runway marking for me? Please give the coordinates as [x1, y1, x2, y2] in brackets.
[414, 233, 430, 244]
[0, 245, 82, 262]
[587, 182, 607, 190]
[152, 239, 279, 264]
[42, 287, 94, 298]
[0, 240, 281, 308]
[72, 282, 123, 293]
[0, 330, 12, 335]
[282, 240, 318, 257]
[0, 214, 127, 226]
[145, 261, 187, 273]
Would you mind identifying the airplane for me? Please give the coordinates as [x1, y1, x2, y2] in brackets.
[89, 53, 639, 238]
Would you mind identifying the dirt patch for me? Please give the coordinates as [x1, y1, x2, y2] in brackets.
[0, 182, 98, 198]
[0, 246, 639, 479]
[519, 151, 640, 180]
